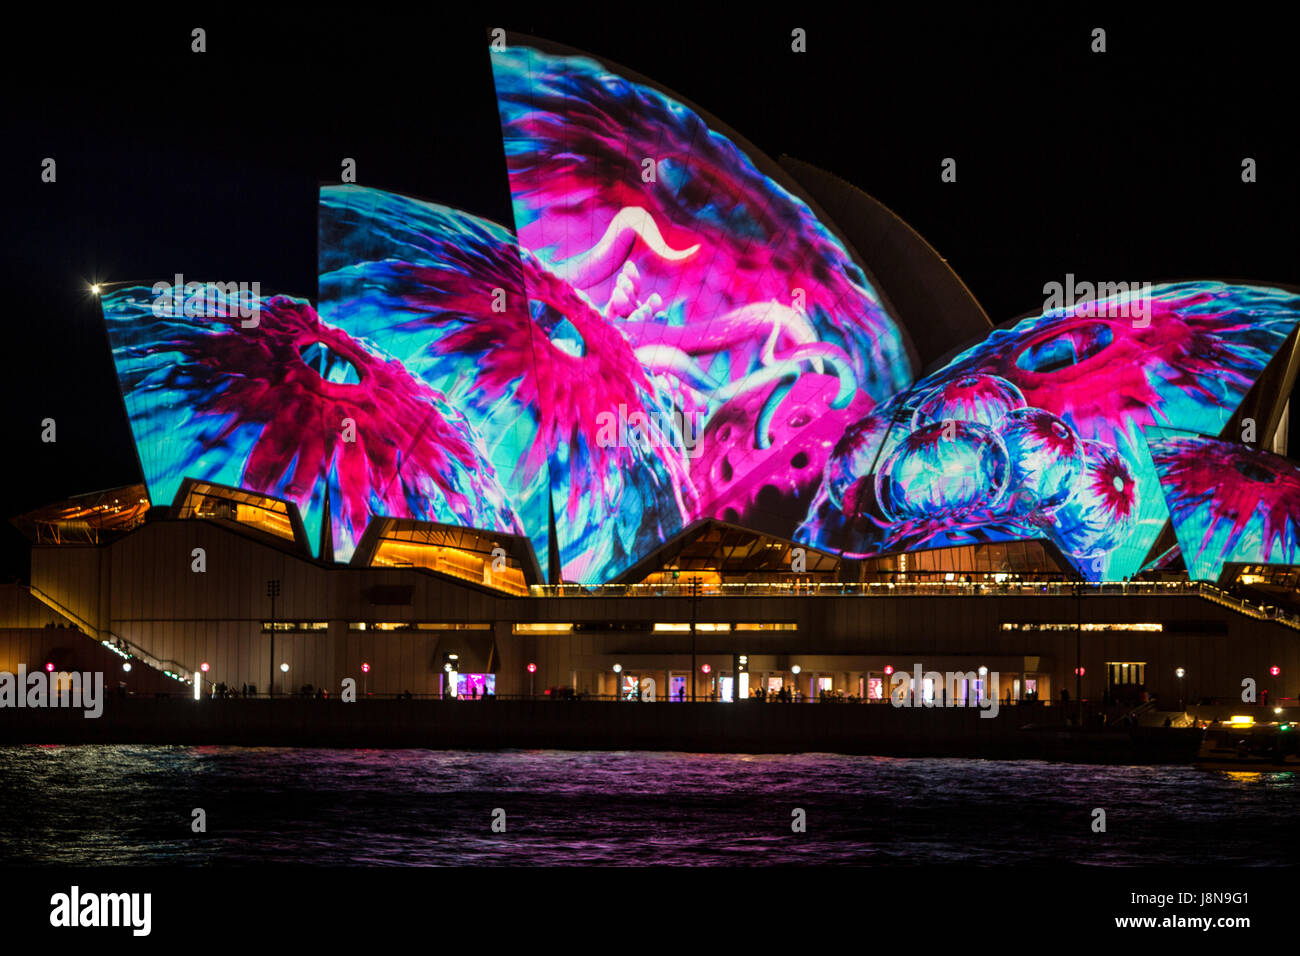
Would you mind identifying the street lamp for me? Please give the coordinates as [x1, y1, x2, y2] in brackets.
[527, 661, 536, 698]
[362, 661, 370, 698]
[613, 662, 623, 700]
[689, 577, 699, 701]
[1175, 667, 1185, 710]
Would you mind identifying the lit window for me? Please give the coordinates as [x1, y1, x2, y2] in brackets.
[512, 623, 574, 634]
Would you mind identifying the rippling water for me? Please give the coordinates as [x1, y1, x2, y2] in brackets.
[1, 746, 1297, 865]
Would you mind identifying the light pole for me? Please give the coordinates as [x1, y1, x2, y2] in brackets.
[613, 663, 623, 701]
[280, 661, 289, 696]
[1074, 580, 1083, 724]
[689, 577, 699, 702]
[266, 579, 280, 698]
[527, 662, 536, 698]
[1176, 667, 1185, 711]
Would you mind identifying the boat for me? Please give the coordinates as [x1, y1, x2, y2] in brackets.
[1194, 719, 1300, 770]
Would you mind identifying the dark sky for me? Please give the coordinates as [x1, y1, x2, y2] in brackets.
[2, 9, 1297, 578]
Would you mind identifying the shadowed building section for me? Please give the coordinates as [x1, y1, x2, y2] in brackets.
[779, 155, 992, 371]
[614, 519, 840, 587]
[12, 485, 150, 545]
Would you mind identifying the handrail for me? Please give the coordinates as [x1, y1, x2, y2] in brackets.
[26, 584, 194, 684]
[521, 579, 1300, 629]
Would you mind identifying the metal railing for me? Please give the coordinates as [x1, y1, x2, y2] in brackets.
[523, 580, 1300, 629]
[26, 584, 195, 684]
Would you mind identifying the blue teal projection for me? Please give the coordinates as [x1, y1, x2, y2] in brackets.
[799, 281, 1300, 580]
[1150, 431, 1300, 581]
[100, 283, 521, 562]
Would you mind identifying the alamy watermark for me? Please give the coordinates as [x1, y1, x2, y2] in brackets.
[50, 886, 151, 936]
[889, 664, 1001, 718]
[595, 403, 704, 457]
[1043, 275, 1152, 327]
[0, 667, 104, 718]
[151, 274, 261, 327]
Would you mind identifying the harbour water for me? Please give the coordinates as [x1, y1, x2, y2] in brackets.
[1, 746, 1297, 866]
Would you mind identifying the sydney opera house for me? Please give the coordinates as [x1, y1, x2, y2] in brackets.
[5, 35, 1300, 710]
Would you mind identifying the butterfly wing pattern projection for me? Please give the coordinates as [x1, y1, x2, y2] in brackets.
[1148, 430, 1300, 581]
[317, 185, 551, 567]
[100, 283, 521, 563]
[96, 37, 1300, 585]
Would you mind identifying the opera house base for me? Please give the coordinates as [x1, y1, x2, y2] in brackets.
[0, 697, 1202, 763]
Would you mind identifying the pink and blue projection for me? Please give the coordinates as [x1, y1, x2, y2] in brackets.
[1149, 432, 1300, 581]
[489, 44, 914, 581]
[100, 284, 522, 563]
[97, 40, 1300, 585]
[799, 282, 1300, 580]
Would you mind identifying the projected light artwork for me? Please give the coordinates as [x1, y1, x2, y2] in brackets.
[798, 281, 1300, 581]
[1149, 433, 1300, 581]
[488, 44, 914, 581]
[95, 37, 1300, 585]
[100, 284, 521, 562]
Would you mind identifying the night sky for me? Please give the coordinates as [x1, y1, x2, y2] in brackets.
[3, 9, 1296, 579]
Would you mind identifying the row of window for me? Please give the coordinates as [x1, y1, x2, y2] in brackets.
[1000, 622, 1163, 632]
[260, 621, 797, 633]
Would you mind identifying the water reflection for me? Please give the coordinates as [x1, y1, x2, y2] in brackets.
[0, 747, 1295, 866]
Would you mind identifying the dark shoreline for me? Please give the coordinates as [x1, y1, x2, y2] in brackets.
[0, 698, 1202, 763]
